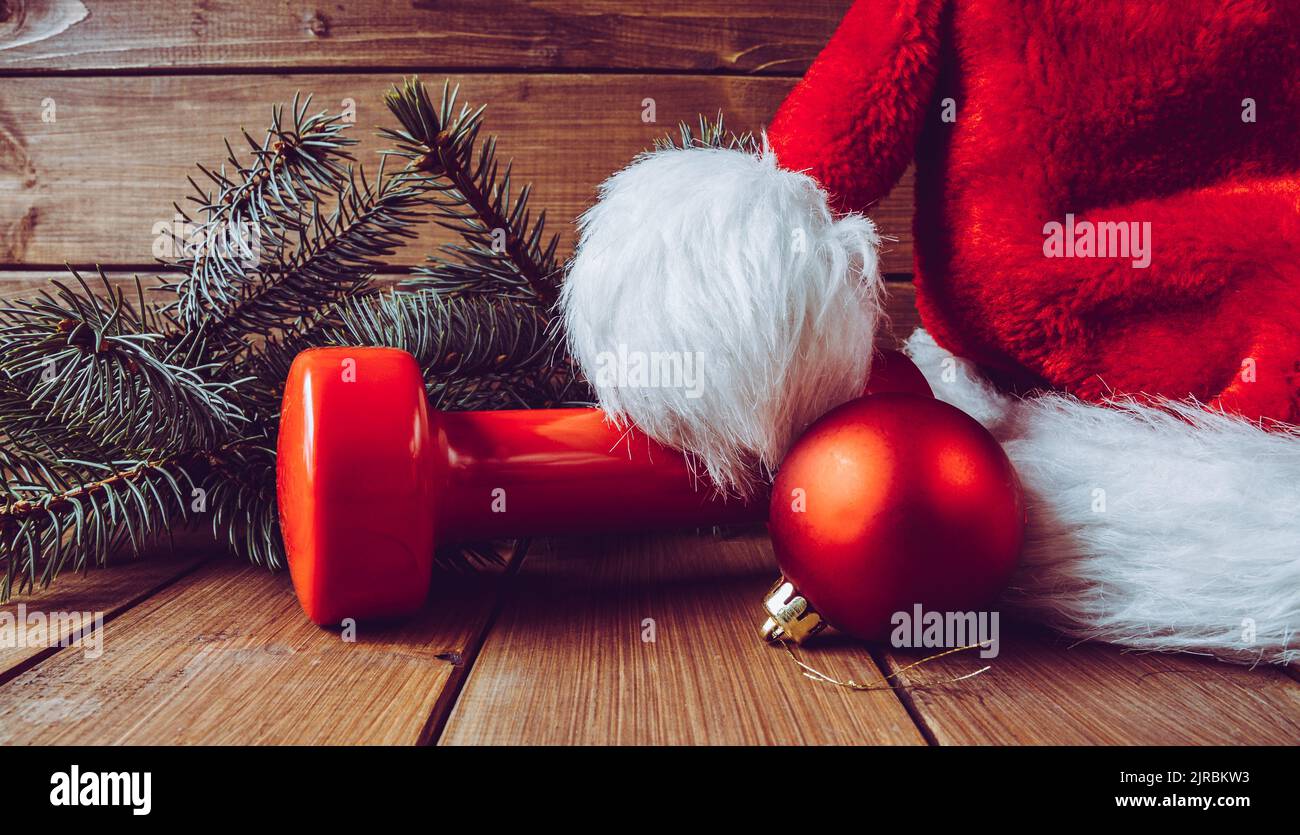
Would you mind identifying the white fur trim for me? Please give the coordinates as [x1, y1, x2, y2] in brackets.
[562, 145, 883, 495]
[906, 329, 1300, 665]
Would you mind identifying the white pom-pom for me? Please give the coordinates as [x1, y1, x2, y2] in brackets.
[906, 329, 1300, 665]
[562, 144, 883, 495]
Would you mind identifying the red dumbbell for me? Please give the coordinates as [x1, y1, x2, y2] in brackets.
[276, 347, 760, 625]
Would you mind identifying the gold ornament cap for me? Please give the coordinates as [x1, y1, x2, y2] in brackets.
[760, 577, 825, 644]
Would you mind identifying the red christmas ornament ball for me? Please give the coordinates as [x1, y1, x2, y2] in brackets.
[862, 349, 933, 398]
[769, 393, 1025, 641]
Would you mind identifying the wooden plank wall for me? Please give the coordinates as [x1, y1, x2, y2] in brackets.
[1, 2, 1297, 746]
[0, 1, 911, 272]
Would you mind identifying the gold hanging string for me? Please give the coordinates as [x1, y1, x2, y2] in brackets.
[779, 639, 993, 692]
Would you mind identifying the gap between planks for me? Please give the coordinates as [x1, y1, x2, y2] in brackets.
[414, 540, 530, 746]
[0, 545, 212, 688]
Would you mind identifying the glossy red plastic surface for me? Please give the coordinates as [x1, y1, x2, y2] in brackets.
[769, 394, 1024, 640]
[278, 347, 759, 625]
[277, 347, 438, 626]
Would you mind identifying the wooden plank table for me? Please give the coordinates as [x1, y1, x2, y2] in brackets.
[2, 529, 1297, 745]
[0, 559, 510, 744]
[1, 0, 1298, 746]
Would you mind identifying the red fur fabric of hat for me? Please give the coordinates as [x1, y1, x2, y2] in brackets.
[770, 0, 1300, 422]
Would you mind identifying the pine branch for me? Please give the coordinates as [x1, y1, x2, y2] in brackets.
[277, 289, 589, 409]
[655, 111, 761, 154]
[167, 94, 358, 333]
[380, 78, 562, 304]
[0, 270, 242, 593]
[165, 128, 430, 362]
[0, 454, 197, 597]
[235, 281, 377, 419]
[326, 289, 559, 376]
[177, 164, 428, 361]
[430, 366, 591, 412]
[0, 269, 245, 455]
[197, 435, 283, 569]
[0, 433, 94, 509]
[0, 377, 107, 469]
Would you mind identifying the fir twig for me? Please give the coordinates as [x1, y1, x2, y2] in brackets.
[0, 269, 245, 454]
[326, 289, 558, 377]
[380, 78, 562, 304]
[0, 455, 197, 598]
[168, 94, 357, 333]
[655, 111, 761, 154]
[164, 128, 429, 362]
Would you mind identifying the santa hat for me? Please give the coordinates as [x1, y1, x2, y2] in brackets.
[561, 0, 1300, 664]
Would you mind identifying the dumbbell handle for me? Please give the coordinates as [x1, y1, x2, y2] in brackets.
[433, 408, 760, 541]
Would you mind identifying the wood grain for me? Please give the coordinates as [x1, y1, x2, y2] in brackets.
[0, 1, 850, 74]
[440, 531, 925, 745]
[880, 624, 1300, 745]
[0, 558, 513, 744]
[0, 74, 915, 272]
[0, 550, 207, 683]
